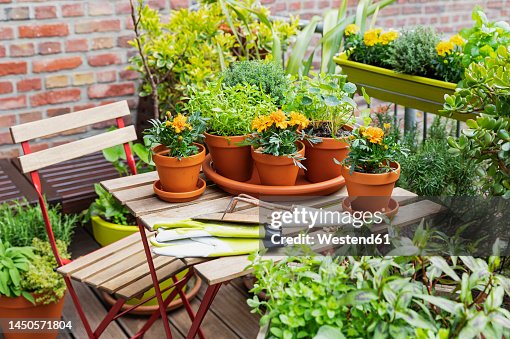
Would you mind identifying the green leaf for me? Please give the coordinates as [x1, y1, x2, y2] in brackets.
[396, 310, 435, 331]
[417, 294, 458, 314]
[286, 16, 320, 76]
[313, 325, 345, 339]
[429, 256, 460, 281]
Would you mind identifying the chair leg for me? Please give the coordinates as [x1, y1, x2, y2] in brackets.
[94, 298, 126, 338]
[172, 273, 205, 339]
[63, 276, 96, 338]
[186, 283, 223, 339]
[138, 223, 173, 339]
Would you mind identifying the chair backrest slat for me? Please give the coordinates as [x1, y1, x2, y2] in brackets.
[10, 101, 130, 143]
[18, 125, 137, 173]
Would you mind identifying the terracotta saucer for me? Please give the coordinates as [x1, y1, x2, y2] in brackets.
[202, 154, 345, 197]
[153, 178, 206, 203]
[342, 197, 399, 220]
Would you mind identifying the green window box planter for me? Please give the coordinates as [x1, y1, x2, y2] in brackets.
[334, 53, 475, 121]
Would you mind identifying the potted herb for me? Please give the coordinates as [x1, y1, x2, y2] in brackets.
[144, 111, 207, 194]
[244, 110, 312, 186]
[186, 80, 277, 182]
[341, 124, 406, 212]
[284, 73, 357, 183]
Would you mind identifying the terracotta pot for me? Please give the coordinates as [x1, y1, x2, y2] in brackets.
[152, 143, 205, 193]
[341, 162, 400, 212]
[204, 133, 253, 182]
[251, 141, 305, 186]
[0, 294, 65, 339]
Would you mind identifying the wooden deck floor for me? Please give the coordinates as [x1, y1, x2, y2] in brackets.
[60, 226, 260, 339]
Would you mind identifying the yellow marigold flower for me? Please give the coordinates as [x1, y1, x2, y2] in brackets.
[436, 41, 454, 56]
[362, 126, 385, 145]
[165, 120, 171, 127]
[450, 34, 465, 46]
[379, 31, 399, 45]
[383, 123, 391, 130]
[270, 110, 288, 129]
[345, 24, 359, 36]
[364, 28, 382, 47]
[166, 111, 171, 117]
[288, 111, 309, 129]
[178, 136, 183, 141]
[252, 115, 272, 132]
[171, 113, 191, 133]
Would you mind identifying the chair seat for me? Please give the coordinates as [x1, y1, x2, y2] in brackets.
[57, 231, 187, 300]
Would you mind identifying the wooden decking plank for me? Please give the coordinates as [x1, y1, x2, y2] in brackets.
[100, 255, 177, 294]
[58, 231, 147, 276]
[101, 171, 159, 192]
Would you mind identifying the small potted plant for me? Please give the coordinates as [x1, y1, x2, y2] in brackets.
[341, 124, 406, 212]
[144, 111, 207, 195]
[244, 110, 313, 186]
[284, 73, 357, 183]
[186, 79, 277, 182]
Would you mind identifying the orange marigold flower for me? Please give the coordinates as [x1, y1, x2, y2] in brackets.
[270, 110, 288, 129]
[362, 126, 385, 144]
[288, 111, 309, 129]
[171, 113, 191, 133]
[252, 115, 272, 132]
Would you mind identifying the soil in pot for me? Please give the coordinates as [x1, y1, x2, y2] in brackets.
[303, 125, 352, 183]
[251, 141, 305, 186]
[204, 133, 252, 182]
[341, 162, 400, 212]
[152, 143, 205, 193]
[0, 295, 65, 339]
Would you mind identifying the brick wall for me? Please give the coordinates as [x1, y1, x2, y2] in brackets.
[0, 0, 508, 158]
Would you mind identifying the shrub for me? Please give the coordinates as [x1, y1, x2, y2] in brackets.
[388, 26, 440, 78]
[221, 60, 289, 106]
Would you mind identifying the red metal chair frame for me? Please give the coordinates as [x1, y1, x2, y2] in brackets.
[17, 114, 204, 339]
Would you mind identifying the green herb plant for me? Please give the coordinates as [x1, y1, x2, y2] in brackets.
[344, 26, 399, 68]
[185, 81, 277, 137]
[443, 45, 510, 198]
[0, 241, 35, 303]
[84, 184, 133, 226]
[221, 60, 289, 106]
[249, 253, 510, 338]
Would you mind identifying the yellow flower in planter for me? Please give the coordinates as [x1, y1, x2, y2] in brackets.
[383, 123, 391, 130]
[379, 31, 399, 45]
[288, 111, 310, 129]
[362, 126, 385, 145]
[345, 24, 359, 36]
[252, 115, 272, 132]
[270, 110, 288, 129]
[364, 28, 382, 46]
[450, 34, 465, 46]
[171, 113, 192, 133]
[436, 41, 454, 56]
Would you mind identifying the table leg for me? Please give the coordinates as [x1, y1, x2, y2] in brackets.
[172, 274, 205, 339]
[186, 283, 223, 339]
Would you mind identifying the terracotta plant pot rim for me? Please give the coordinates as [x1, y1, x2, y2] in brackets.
[251, 141, 305, 166]
[0, 294, 64, 309]
[152, 143, 205, 167]
[204, 133, 248, 148]
[305, 137, 349, 150]
[342, 162, 400, 185]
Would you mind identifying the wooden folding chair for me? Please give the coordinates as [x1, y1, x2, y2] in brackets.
[9, 101, 200, 339]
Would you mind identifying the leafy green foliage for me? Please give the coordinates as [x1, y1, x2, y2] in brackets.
[249, 253, 510, 338]
[221, 60, 289, 106]
[21, 239, 69, 305]
[84, 184, 133, 226]
[460, 6, 510, 67]
[144, 111, 207, 159]
[185, 81, 277, 136]
[0, 201, 76, 248]
[0, 241, 34, 303]
[283, 73, 357, 137]
[387, 26, 440, 78]
[443, 46, 510, 198]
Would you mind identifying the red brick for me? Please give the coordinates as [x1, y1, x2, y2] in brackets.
[30, 143, 50, 151]
[33, 56, 82, 73]
[89, 2, 113, 16]
[17, 78, 41, 92]
[0, 81, 13, 94]
[19, 111, 42, 123]
[75, 19, 120, 34]
[9, 43, 35, 57]
[117, 35, 134, 48]
[47, 106, 71, 117]
[96, 70, 116, 83]
[5, 7, 29, 20]
[91, 37, 114, 50]
[289, 2, 301, 10]
[0, 114, 16, 127]
[170, 0, 188, 8]
[38, 41, 61, 55]
[119, 70, 138, 80]
[0, 46, 5, 57]
[62, 3, 84, 17]
[87, 53, 121, 67]
[35, 5, 57, 19]
[0, 27, 14, 40]
[148, 0, 166, 9]
[73, 103, 95, 112]
[30, 89, 81, 107]
[115, 2, 131, 14]
[0, 132, 13, 145]
[0, 147, 20, 158]
[88, 83, 135, 99]
[0, 61, 27, 76]
[19, 24, 69, 38]
[0, 96, 26, 110]
[65, 39, 88, 52]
